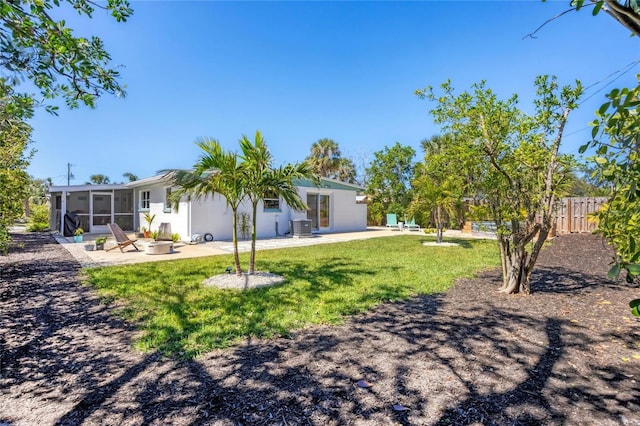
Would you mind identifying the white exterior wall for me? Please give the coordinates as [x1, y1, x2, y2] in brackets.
[192, 198, 294, 240]
[134, 181, 366, 241]
[190, 195, 234, 240]
[247, 199, 296, 238]
[294, 186, 367, 233]
[327, 189, 367, 232]
[136, 183, 190, 241]
[152, 201, 189, 242]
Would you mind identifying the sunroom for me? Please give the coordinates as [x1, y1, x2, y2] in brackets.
[48, 184, 135, 234]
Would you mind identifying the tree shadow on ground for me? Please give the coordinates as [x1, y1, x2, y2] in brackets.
[2, 232, 639, 425]
[432, 318, 565, 425]
[531, 266, 624, 294]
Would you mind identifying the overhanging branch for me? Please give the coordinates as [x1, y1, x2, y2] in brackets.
[523, 7, 578, 39]
[603, 0, 640, 36]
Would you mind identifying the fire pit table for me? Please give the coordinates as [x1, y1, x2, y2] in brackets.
[145, 241, 173, 255]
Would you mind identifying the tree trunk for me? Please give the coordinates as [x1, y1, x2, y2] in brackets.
[436, 205, 443, 243]
[498, 234, 509, 290]
[499, 238, 530, 294]
[249, 202, 258, 275]
[231, 208, 242, 276]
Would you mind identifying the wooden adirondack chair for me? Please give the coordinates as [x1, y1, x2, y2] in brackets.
[106, 223, 140, 252]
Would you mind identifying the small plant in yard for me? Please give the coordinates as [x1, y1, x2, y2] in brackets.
[144, 212, 156, 232]
[237, 211, 251, 240]
[26, 204, 50, 231]
[95, 236, 108, 250]
[73, 227, 84, 242]
[86, 235, 499, 359]
[27, 222, 49, 232]
[171, 233, 180, 242]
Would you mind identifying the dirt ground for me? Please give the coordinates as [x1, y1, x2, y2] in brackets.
[1, 231, 639, 425]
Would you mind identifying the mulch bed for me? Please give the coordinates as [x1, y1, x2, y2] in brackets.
[1, 231, 639, 425]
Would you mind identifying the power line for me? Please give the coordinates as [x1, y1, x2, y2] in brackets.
[539, 59, 640, 116]
[563, 60, 640, 157]
[580, 59, 640, 104]
[564, 126, 590, 138]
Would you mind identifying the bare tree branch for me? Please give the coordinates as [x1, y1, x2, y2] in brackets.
[523, 7, 579, 39]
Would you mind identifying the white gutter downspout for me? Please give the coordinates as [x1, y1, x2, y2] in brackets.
[133, 190, 138, 232]
[60, 191, 67, 233]
[187, 201, 191, 242]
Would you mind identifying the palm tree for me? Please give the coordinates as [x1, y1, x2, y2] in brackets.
[411, 134, 465, 243]
[239, 131, 272, 275]
[306, 138, 341, 177]
[240, 131, 317, 274]
[165, 138, 246, 276]
[166, 132, 318, 276]
[122, 172, 138, 182]
[409, 168, 462, 243]
[420, 134, 449, 156]
[422, 133, 480, 196]
[335, 157, 357, 183]
[87, 174, 110, 184]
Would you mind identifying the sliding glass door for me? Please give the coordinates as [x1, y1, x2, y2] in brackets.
[306, 193, 330, 231]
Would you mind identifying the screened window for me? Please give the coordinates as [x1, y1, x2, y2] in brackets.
[140, 190, 150, 210]
[263, 192, 280, 211]
[114, 189, 134, 231]
[114, 190, 133, 213]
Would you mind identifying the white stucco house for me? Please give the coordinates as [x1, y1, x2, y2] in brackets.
[48, 175, 367, 241]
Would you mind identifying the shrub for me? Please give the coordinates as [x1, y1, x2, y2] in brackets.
[27, 204, 49, 232]
[171, 233, 180, 242]
[27, 222, 49, 232]
[237, 211, 250, 240]
[466, 204, 492, 222]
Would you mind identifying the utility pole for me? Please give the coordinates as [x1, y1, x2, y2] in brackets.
[67, 163, 74, 185]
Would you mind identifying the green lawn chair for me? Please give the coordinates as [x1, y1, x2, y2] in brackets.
[386, 213, 401, 231]
[406, 218, 421, 231]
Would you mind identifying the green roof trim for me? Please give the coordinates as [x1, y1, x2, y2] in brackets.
[293, 177, 363, 192]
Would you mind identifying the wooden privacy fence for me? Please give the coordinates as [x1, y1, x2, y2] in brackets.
[463, 197, 608, 235]
[553, 197, 608, 234]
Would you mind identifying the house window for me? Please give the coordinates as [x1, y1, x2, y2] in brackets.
[140, 190, 150, 210]
[164, 187, 172, 212]
[263, 191, 280, 211]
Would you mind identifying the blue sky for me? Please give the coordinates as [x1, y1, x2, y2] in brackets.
[27, 1, 640, 185]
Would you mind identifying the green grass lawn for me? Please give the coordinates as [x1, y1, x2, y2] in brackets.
[85, 235, 500, 358]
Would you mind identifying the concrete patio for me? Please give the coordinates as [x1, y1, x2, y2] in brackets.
[53, 227, 494, 267]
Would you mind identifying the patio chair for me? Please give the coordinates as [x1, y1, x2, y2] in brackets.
[106, 223, 140, 253]
[406, 218, 421, 231]
[386, 213, 401, 231]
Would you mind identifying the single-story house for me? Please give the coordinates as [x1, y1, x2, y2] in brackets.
[48, 175, 367, 241]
